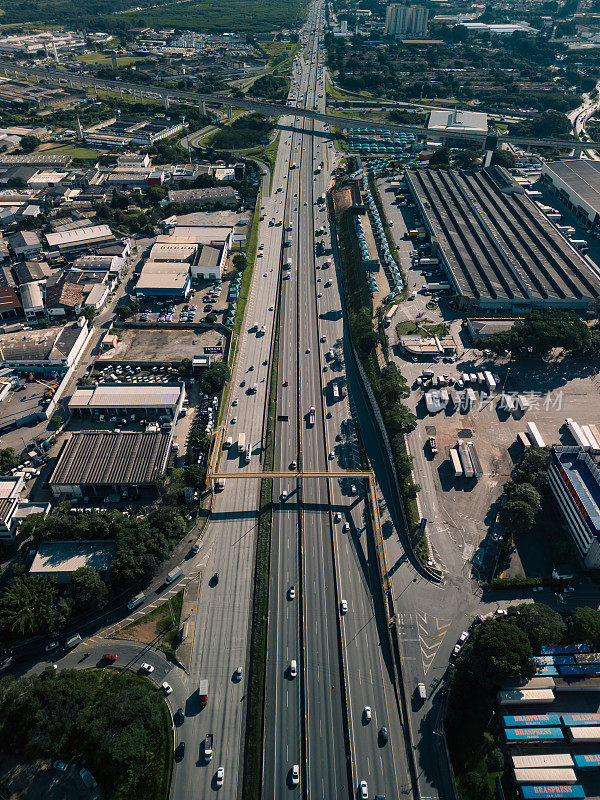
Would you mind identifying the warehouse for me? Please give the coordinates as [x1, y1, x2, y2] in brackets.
[0, 319, 92, 368]
[135, 260, 191, 299]
[427, 109, 488, 136]
[541, 160, 600, 234]
[30, 540, 115, 584]
[68, 383, 185, 420]
[45, 225, 119, 256]
[548, 446, 600, 569]
[85, 115, 187, 147]
[49, 430, 172, 498]
[405, 166, 600, 311]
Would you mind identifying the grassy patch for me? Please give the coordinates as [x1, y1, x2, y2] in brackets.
[248, 132, 280, 189]
[39, 145, 100, 159]
[112, 589, 184, 653]
[396, 320, 449, 337]
[77, 52, 148, 66]
[326, 78, 373, 103]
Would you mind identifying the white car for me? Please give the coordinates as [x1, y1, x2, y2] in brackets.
[216, 766, 224, 787]
[458, 631, 469, 644]
[343, 522, 350, 533]
[291, 764, 300, 785]
[363, 706, 372, 722]
[232, 399, 238, 406]
[161, 682, 173, 695]
[140, 662, 154, 673]
[329, 450, 335, 460]
[288, 586, 296, 600]
[334, 512, 341, 522]
[281, 490, 288, 501]
[359, 780, 368, 799]
[340, 599, 348, 614]
[231, 417, 237, 424]
[496, 608, 508, 616]
[350, 484, 357, 495]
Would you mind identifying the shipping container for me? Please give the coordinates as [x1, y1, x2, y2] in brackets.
[518, 432, 531, 450]
[561, 713, 600, 727]
[514, 769, 576, 785]
[484, 371, 497, 392]
[573, 753, 600, 768]
[499, 689, 555, 706]
[512, 754, 573, 769]
[541, 644, 591, 655]
[582, 425, 600, 454]
[504, 714, 561, 728]
[503, 726, 563, 741]
[536, 666, 559, 676]
[534, 656, 575, 666]
[450, 448, 463, 477]
[574, 652, 600, 664]
[467, 442, 483, 479]
[566, 418, 591, 450]
[520, 786, 585, 799]
[559, 664, 600, 676]
[419, 257, 440, 266]
[505, 677, 556, 690]
[568, 726, 600, 742]
[457, 440, 474, 478]
[526, 421, 546, 448]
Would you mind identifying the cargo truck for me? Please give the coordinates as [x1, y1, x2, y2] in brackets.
[566, 418, 590, 450]
[199, 679, 208, 707]
[204, 732, 213, 760]
[238, 433, 246, 455]
[428, 436, 438, 455]
[450, 447, 463, 477]
[457, 439, 474, 478]
[526, 421, 545, 448]
[517, 432, 531, 450]
[484, 371, 496, 393]
[464, 388, 477, 410]
[308, 407, 316, 426]
[467, 442, 483, 478]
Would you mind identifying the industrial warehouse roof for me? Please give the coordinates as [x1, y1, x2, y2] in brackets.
[405, 167, 600, 308]
[427, 109, 488, 134]
[136, 260, 190, 292]
[49, 430, 171, 487]
[45, 224, 113, 249]
[197, 244, 221, 267]
[149, 242, 198, 262]
[542, 160, 600, 217]
[30, 540, 115, 577]
[69, 383, 183, 410]
[0, 321, 84, 362]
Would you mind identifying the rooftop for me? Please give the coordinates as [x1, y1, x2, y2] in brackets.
[553, 447, 600, 534]
[45, 224, 113, 249]
[69, 383, 183, 410]
[30, 540, 115, 577]
[427, 109, 488, 134]
[542, 160, 600, 218]
[49, 430, 172, 487]
[0, 321, 86, 363]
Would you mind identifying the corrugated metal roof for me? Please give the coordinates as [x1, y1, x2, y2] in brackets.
[69, 384, 182, 410]
[49, 431, 171, 487]
[45, 224, 113, 247]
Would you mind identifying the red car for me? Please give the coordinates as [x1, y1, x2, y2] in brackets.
[103, 654, 118, 663]
[283, 380, 289, 387]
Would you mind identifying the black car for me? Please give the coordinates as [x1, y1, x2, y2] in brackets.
[176, 707, 185, 725]
[175, 742, 185, 762]
[379, 727, 389, 745]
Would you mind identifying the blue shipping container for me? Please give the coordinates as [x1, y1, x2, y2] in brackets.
[558, 665, 600, 676]
[503, 715, 561, 727]
[521, 786, 585, 799]
[573, 753, 600, 768]
[562, 713, 600, 726]
[504, 728, 564, 742]
[541, 644, 591, 655]
[536, 666, 559, 676]
[534, 656, 576, 666]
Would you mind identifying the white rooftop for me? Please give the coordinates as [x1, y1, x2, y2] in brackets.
[428, 109, 488, 134]
[45, 224, 113, 248]
[69, 383, 183, 410]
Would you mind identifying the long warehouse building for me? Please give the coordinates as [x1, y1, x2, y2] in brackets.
[405, 166, 600, 311]
[68, 383, 185, 421]
[49, 430, 172, 498]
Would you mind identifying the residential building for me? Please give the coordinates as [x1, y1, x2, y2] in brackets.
[385, 4, 429, 37]
[45, 280, 84, 317]
[0, 287, 22, 320]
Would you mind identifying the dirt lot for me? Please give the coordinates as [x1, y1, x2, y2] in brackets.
[0, 754, 99, 800]
[97, 327, 225, 365]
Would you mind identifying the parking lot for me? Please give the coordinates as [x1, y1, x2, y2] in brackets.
[134, 275, 234, 326]
[96, 327, 225, 366]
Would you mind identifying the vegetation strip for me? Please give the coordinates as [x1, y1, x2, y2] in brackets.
[241, 291, 279, 799]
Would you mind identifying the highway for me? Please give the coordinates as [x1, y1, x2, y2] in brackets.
[2, 60, 600, 152]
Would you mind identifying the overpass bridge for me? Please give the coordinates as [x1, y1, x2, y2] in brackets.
[1, 60, 597, 153]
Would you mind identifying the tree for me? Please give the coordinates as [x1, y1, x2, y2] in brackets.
[465, 619, 535, 687]
[48, 413, 63, 431]
[499, 499, 535, 534]
[508, 602, 566, 651]
[428, 147, 450, 167]
[146, 185, 167, 205]
[453, 149, 479, 168]
[513, 446, 550, 489]
[19, 135, 40, 153]
[0, 448, 18, 475]
[571, 606, 600, 649]
[510, 482, 542, 513]
[233, 253, 247, 272]
[70, 567, 108, 612]
[201, 362, 230, 394]
[0, 575, 59, 637]
[491, 149, 516, 168]
[81, 307, 96, 324]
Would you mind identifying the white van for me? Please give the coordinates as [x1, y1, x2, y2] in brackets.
[127, 592, 145, 610]
[289, 659, 297, 678]
[225, 436, 233, 449]
[165, 566, 183, 585]
[417, 682, 427, 700]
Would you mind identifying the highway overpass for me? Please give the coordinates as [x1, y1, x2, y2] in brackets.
[1, 60, 596, 153]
